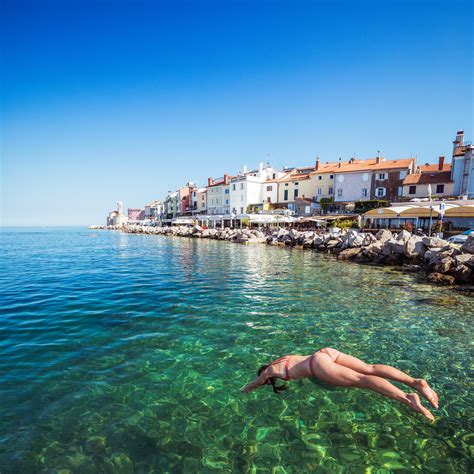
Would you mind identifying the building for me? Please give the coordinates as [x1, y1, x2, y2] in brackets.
[229, 163, 284, 214]
[178, 182, 197, 215]
[128, 208, 145, 222]
[106, 201, 128, 227]
[333, 156, 415, 203]
[144, 200, 164, 221]
[402, 157, 454, 199]
[206, 174, 231, 215]
[309, 158, 339, 202]
[451, 130, 474, 199]
[164, 191, 179, 219]
[196, 188, 207, 214]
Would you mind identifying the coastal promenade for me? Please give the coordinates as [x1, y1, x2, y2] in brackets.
[90, 224, 474, 287]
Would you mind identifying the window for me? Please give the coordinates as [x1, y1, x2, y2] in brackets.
[225, 199, 229, 205]
[225, 189, 229, 194]
[294, 182, 299, 185]
[397, 186, 403, 196]
[376, 187, 386, 197]
[337, 189, 343, 197]
[399, 170, 407, 179]
[409, 185, 417, 195]
[317, 187, 322, 195]
[225, 209, 229, 214]
[272, 173, 276, 179]
[284, 190, 288, 200]
[329, 175, 334, 179]
[361, 188, 368, 197]
[267, 197, 271, 203]
[285, 183, 289, 187]
[240, 207, 244, 213]
[318, 176, 322, 180]
[266, 185, 272, 191]
[436, 184, 445, 194]
[232, 184, 236, 191]
[328, 187, 333, 195]
[377, 173, 387, 180]
[294, 189, 299, 198]
[240, 183, 244, 190]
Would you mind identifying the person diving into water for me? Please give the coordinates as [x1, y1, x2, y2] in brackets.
[241, 347, 439, 421]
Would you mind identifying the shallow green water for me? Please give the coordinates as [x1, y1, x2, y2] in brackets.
[0, 228, 473, 472]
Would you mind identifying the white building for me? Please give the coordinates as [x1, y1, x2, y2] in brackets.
[144, 200, 165, 220]
[229, 163, 285, 214]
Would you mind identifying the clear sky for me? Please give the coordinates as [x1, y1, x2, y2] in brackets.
[1, 0, 472, 226]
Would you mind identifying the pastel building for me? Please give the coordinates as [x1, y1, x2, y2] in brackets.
[333, 157, 415, 203]
[451, 130, 474, 198]
[196, 188, 207, 214]
[206, 174, 231, 215]
[402, 157, 454, 199]
[309, 158, 339, 200]
[178, 182, 197, 214]
[128, 208, 145, 222]
[164, 191, 179, 219]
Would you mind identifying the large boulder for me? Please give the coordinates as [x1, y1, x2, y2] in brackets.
[376, 229, 393, 243]
[362, 233, 377, 246]
[362, 240, 384, 259]
[396, 230, 412, 244]
[455, 253, 474, 269]
[432, 256, 455, 274]
[338, 248, 362, 260]
[422, 236, 446, 248]
[450, 264, 473, 283]
[404, 235, 427, 259]
[461, 235, 474, 254]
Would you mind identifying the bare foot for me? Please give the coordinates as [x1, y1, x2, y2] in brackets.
[413, 379, 439, 409]
[407, 393, 435, 421]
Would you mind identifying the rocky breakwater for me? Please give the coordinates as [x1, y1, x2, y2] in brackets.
[124, 224, 267, 244]
[266, 228, 474, 286]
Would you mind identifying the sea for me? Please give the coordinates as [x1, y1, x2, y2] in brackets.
[0, 227, 472, 472]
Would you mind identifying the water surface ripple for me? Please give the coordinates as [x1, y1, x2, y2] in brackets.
[0, 228, 472, 472]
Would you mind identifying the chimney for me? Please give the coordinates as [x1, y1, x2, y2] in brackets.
[338, 157, 342, 168]
[438, 156, 445, 171]
[315, 156, 320, 171]
[454, 130, 464, 145]
[207, 177, 213, 186]
[243, 164, 248, 174]
[376, 156, 381, 164]
[224, 173, 229, 185]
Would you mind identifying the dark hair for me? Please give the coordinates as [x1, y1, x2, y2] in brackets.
[258, 364, 288, 394]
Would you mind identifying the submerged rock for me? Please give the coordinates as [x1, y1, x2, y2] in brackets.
[427, 272, 455, 285]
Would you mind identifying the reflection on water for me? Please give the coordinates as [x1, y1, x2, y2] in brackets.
[0, 228, 472, 472]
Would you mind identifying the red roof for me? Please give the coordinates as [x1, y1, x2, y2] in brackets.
[403, 170, 452, 185]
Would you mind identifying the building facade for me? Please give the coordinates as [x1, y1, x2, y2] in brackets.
[451, 130, 474, 198]
[333, 157, 415, 203]
[402, 157, 454, 199]
[206, 174, 231, 215]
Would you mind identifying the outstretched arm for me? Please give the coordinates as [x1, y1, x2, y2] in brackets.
[241, 367, 272, 393]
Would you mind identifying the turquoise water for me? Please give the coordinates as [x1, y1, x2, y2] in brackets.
[0, 227, 472, 473]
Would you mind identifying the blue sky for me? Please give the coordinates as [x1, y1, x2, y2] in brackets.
[1, 0, 472, 226]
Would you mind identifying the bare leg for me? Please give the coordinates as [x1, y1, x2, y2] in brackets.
[321, 348, 439, 409]
[313, 352, 434, 421]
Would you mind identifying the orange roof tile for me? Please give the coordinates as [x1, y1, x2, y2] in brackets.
[419, 163, 451, 173]
[403, 170, 452, 185]
[334, 157, 415, 173]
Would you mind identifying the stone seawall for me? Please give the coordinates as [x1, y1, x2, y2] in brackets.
[90, 225, 474, 287]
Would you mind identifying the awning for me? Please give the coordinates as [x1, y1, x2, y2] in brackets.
[445, 205, 474, 217]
